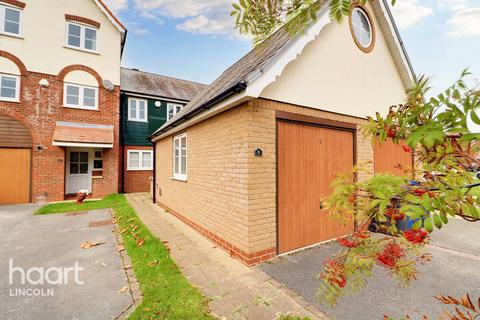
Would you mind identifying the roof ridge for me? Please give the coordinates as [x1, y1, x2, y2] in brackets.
[121, 67, 208, 86]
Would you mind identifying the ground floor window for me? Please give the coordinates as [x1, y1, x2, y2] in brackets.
[173, 133, 187, 181]
[127, 150, 153, 171]
[93, 150, 103, 171]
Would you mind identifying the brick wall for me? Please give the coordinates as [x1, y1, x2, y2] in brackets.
[154, 98, 375, 264]
[0, 53, 119, 202]
[123, 145, 153, 193]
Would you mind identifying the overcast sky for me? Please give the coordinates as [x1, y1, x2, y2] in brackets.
[106, 0, 480, 93]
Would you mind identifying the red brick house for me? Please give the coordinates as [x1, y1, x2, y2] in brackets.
[0, 0, 126, 204]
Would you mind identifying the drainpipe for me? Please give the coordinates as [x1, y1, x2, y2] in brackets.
[152, 140, 156, 204]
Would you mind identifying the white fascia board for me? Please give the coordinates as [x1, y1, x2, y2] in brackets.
[245, 3, 332, 97]
[53, 141, 114, 148]
[376, 0, 415, 87]
[93, 0, 126, 33]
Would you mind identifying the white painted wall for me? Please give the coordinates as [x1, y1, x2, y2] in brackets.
[0, 56, 20, 75]
[0, 0, 122, 84]
[260, 3, 406, 119]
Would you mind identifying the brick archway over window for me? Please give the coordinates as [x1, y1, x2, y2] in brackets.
[0, 107, 38, 144]
[58, 65, 103, 86]
[0, 50, 28, 76]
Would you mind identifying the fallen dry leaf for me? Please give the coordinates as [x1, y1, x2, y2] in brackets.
[117, 245, 125, 252]
[119, 229, 126, 234]
[122, 265, 132, 270]
[136, 238, 145, 247]
[147, 260, 158, 267]
[118, 285, 128, 293]
[80, 241, 105, 249]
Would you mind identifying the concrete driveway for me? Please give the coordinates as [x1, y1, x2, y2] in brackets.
[261, 219, 480, 320]
[0, 205, 133, 320]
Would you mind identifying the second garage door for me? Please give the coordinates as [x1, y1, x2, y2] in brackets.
[277, 120, 355, 254]
[0, 148, 31, 205]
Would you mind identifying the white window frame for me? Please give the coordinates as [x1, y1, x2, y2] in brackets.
[63, 83, 99, 110]
[127, 150, 153, 171]
[167, 103, 183, 121]
[65, 22, 98, 53]
[0, 73, 20, 102]
[93, 150, 103, 172]
[128, 98, 148, 122]
[351, 7, 373, 48]
[0, 5, 22, 37]
[172, 133, 187, 181]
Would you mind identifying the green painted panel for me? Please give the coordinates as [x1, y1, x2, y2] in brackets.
[120, 94, 182, 146]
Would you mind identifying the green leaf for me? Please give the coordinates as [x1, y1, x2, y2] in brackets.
[468, 205, 479, 219]
[439, 212, 449, 224]
[424, 216, 433, 232]
[433, 214, 443, 229]
[470, 111, 480, 125]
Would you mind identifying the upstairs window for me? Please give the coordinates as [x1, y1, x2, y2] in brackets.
[66, 22, 97, 52]
[0, 73, 19, 102]
[64, 83, 98, 110]
[167, 103, 183, 121]
[128, 98, 148, 122]
[0, 5, 21, 36]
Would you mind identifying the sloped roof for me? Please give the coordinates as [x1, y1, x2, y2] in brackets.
[121, 68, 208, 101]
[151, 0, 415, 139]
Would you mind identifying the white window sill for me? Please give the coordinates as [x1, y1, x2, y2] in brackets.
[127, 168, 153, 171]
[64, 45, 100, 55]
[62, 105, 99, 111]
[171, 175, 187, 182]
[0, 97, 20, 103]
[127, 119, 148, 123]
[0, 32, 23, 39]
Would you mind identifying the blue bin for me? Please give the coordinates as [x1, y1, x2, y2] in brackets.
[397, 216, 425, 231]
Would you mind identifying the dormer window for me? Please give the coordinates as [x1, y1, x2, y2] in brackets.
[167, 103, 183, 121]
[0, 4, 22, 36]
[66, 22, 97, 52]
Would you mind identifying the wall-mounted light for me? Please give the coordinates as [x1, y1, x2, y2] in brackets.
[155, 101, 161, 107]
[254, 148, 263, 157]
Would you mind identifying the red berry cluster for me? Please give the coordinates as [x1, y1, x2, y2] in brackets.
[324, 260, 347, 288]
[338, 238, 359, 248]
[376, 242, 405, 268]
[386, 127, 396, 138]
[402, 145, 412, 153]
[385, 207, 405, 221]
[412, 188, 436, 198]
[403, 229, 429, 244]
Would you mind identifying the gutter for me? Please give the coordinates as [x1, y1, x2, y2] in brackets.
[149, 80, 248, 140]
[382, 0, 416, 82]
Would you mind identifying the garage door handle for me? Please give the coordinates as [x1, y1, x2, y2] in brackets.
[319, 202, 324, 210]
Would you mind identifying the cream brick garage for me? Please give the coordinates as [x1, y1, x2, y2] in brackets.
[151, 0, 415, 265]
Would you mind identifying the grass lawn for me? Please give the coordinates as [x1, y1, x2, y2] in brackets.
[35, 194, 214, 320]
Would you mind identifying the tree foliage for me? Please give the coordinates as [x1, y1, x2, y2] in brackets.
[318, 71, 480, 305]
[231, 0, 372, 45]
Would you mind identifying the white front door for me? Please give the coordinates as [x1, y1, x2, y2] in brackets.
[66, 149, 92, 194]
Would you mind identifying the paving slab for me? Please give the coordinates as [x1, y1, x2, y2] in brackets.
[260, 219, 480, 320]
[127, 193, 330, 320]
[0, 205, 133, 320]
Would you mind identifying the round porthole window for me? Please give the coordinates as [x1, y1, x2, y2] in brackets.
[349, 6, 375, 53]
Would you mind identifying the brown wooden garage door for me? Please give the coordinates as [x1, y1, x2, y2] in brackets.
[0, 148, 31, 204]
[278, 121, 355, 254]
[374, 139, 413, 175]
